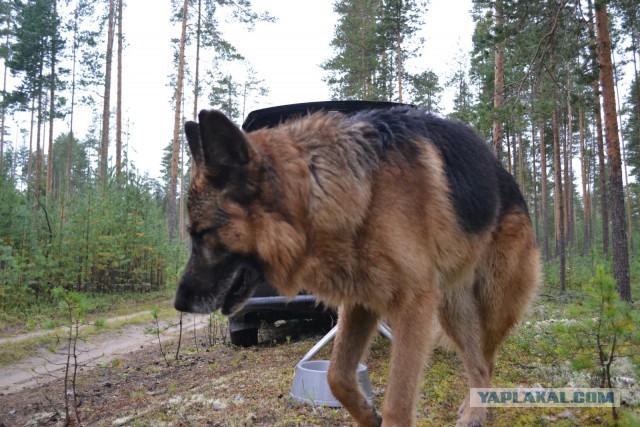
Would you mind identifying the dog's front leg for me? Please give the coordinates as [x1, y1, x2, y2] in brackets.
[382, 290, 440, 427]
[328, 304, 381, 427]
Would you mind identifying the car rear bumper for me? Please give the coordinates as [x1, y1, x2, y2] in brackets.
[237, 295, 317, 311]
[229, 295, 330, 332]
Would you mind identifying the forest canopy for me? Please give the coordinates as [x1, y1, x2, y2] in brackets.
[0, 0, 639, 309]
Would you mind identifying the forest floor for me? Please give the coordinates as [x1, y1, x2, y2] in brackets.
[0, 296, 638, 426]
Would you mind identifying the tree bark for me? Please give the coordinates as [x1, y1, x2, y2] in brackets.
[66, 0, 80, 200]
[553, 105, 566, 293]
[518, 131, 524, 193]
[579, 107, 590, 254]
[531, 119, 540, 243]
[100, 0, 116, 183]
[46, 0, 58, 200]
[179, 129, 185, 241]
[35, 59, 44, 201]
[28, 98, 35, 190]
[540, 119, 550, 260]
[0, 31, 8, 176]
[193, 0, 202, 120]
[169, 0, 189, 241]
[116, 0, 123, 180]
[587, 0, 609, 257]
[506, 127, 512, 173]
[595, 0, 631, 301]
[564, 95, 572, 246]
[395, 22, 403, 102]
[612, 50, 634, 254]
[492, 0, 505, 158]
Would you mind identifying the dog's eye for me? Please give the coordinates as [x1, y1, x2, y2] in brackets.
[189, 228, 213, 241]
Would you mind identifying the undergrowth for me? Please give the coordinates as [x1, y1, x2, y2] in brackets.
[0, 286, 174, 335]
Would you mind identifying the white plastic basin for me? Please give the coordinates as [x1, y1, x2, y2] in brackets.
[290, 360, 374, 407]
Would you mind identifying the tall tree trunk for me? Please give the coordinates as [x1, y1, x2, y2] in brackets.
[518, 131, 525, 192]
[116, 0, 123, 180]
[531, 120, 540, 243]
[28, 98, 35, 190]
[587, 0, 609, 256]
[35, 60, 44, 202]
[100, 0, 116, 183]
[612, 50, 634, 254]
[564, 96, 572, 246]
[65, 0, 79, 200]
[511, 129, 517, 178]
[168, 0, 189, 241]
[395, 22, 403, 102]
[492, 0, 505, 158]
[540, 119, 550, 260]
[0, 33, 7, 177]
[553, 105, 566, 293]
[633, 32, 640, 130]
[191, 0, 202, 181]
[579, 107, 590, 254]
[179, 127, 185, 241]
[46, 0, 58, 201]
[360, 13, 368, 98]
[193, 0, 202, 120]
[595, 0, 631, 301]
[506, 127, 512, 173]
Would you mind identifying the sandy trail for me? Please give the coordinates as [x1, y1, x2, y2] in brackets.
[0, 312, 211, 395]
[0, 311, 157, 345]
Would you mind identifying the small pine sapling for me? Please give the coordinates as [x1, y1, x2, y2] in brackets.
[553, 266, 639, 421]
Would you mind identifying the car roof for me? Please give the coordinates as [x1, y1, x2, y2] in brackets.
[241, 100, 409, 132]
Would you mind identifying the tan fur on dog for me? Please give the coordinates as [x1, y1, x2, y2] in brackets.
[176, 108, 540, 427]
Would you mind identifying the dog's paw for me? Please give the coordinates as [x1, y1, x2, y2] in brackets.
[456, 395, 469, 416]
[455, 406, 486, 427]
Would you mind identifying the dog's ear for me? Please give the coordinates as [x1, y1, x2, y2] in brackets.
[184, 121, 204, 167]
[197, 109, 250, 168]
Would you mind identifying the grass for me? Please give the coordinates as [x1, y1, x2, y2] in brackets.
[0, 286, 175, 336]
[1, 291, 638, 426]
[0, 304, 177, 367]
[1, 253, 639, 425]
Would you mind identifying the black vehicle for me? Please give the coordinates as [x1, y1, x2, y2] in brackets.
[228, 100, 405, 346]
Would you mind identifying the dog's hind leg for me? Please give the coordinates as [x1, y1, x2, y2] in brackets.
[328, 304, 381, 427]
[478, 210, 539, 376]
[439, 289, 490, 427]
[381, 289, 440, 427]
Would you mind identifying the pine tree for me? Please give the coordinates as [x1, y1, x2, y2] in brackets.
[99, 0, 115, 183]
[209, 74, 240, 122]
[594, 0, 631, 301]
[585, 0, 610, 257]
[323, 0, 427, 102]
[378, 0, 427, 102]
[407, 69, 441, 111]
[0, 1, 13, 177]
[115, 0, 123, 181]
[323, 0, 382, 100]
[45, 0, 60, 200]
[492, 0, 505, 156]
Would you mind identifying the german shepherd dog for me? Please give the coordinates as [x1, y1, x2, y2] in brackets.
[174, 107, 539, 427]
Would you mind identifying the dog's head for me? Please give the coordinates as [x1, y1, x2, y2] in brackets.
[174, 110, 265, 315]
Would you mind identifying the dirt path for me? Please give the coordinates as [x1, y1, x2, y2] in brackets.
[0, 312, 211, 395]
[0, 311, 157, 345]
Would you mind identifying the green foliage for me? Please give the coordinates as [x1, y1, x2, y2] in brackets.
[53, 285, 90, 320]
[322, 0, 428, 102]
[0, 144, 181, 327]
[553, 266, 640, 385]
[623, 77, 640, 178]
[407, 69, 442, 111]
[208, 74, 241, 122]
